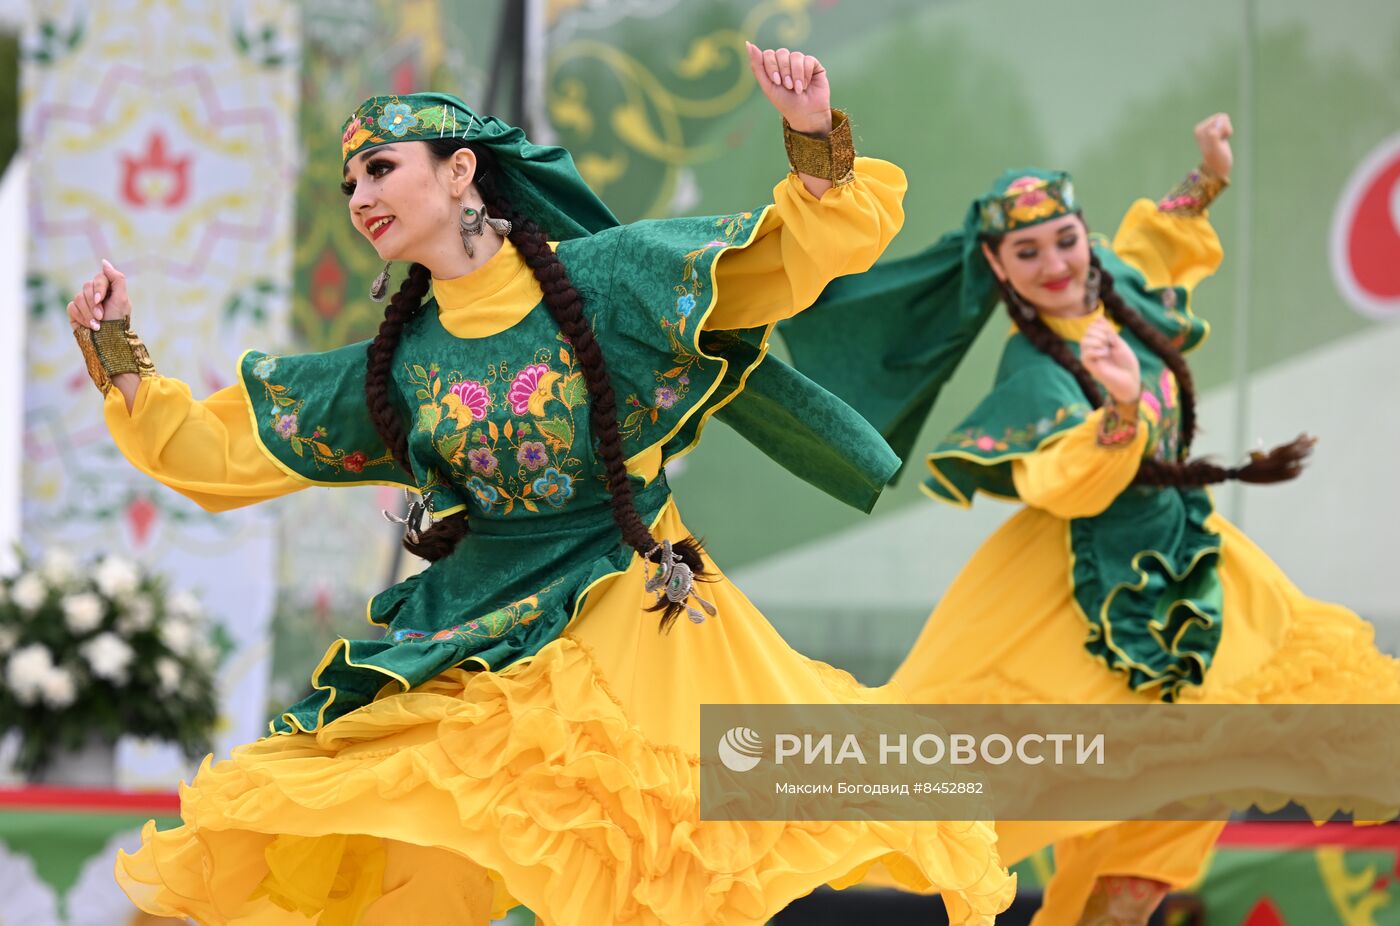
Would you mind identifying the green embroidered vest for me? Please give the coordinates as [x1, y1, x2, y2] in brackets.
[240, 210, 900, 734]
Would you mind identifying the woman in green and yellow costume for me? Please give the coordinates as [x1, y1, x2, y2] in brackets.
[64, 44, 1014, 926]
[783, 114, 1400, 924]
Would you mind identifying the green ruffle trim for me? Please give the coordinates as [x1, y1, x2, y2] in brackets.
[1070, 486, 1224, 700]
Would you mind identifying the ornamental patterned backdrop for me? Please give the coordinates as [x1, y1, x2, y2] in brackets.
[545, 0, 813, 222]
[20, 0, 298, 785]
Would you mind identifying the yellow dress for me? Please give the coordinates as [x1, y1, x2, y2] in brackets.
[107, 160, 1015, 925]
[888, 200, 1400, 923]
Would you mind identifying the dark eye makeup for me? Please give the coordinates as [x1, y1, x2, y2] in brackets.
[340, 158, 395, 197]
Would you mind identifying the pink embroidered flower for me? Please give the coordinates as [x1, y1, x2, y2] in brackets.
[507, 363, 562, 416]
[341, 117, 363, 146]
[450, 380, 489, 414]
[444, 380, 490, 429]
[1141, 391, 1162, 419]
[517, 441, 547, 471]
[1159, 194, 1199, 212]
[654, 386, 679, 409]
[975, 435, 997, 451]
[343, 451, 368, 473]
[274, 413, 298, 438]
[1004, 176, 1061, 224]
[1015, 189, 1047, 208]
[1159, 369, 1177, 409]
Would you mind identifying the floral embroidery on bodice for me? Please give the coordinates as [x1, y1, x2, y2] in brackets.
[398, 312, 601, 519]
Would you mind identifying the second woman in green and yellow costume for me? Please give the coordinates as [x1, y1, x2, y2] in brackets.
[785, 113, 1400, 924]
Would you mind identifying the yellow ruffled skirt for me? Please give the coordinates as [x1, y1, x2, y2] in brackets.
[887, 506, 1400, 924]
[117, 501, 1014, 925]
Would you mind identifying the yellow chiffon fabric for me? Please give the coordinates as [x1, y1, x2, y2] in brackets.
[118, 501, 1012, 925]
[885, 201, 1400, 924]
[110, 160, 1019, 924]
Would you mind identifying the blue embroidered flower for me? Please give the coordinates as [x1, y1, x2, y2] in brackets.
[378, 103, 418, 137]
[676, 293, 696, 318]
[532, 467, 574, 508]
[467, 476, 500, 510]
[252, 357, 277, 380]
[393, 629, 428, 643]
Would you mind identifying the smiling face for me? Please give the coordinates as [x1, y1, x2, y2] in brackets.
[982, 214, 1093, 317]
[341, 141, 478, 271]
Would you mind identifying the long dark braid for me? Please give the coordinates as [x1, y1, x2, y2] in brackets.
[994, 243, 1313, 487]
[363, 138, 708, 629]
[364, 261, 472, 560]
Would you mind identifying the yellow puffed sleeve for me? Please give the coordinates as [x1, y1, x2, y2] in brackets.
[1111, 198, 1223, 292]
[1011, 407, 1149, 519]
[704, 157, 907, 330]
[104, 377, 306, 512]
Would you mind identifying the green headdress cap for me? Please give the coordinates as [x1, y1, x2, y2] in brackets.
[973, 168, 1078, 237]
[779, 166, 1081, 467]
[340, 91, 618, 241]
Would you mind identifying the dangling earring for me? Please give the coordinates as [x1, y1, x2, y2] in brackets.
[459, 203, 513, 258]
[369, 261, 392, 302]
[1083, 265, 1102, 310]
[1006, 285, 1036, 320]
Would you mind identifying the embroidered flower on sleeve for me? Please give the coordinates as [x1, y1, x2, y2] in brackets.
[1159, 369, 1177, 410]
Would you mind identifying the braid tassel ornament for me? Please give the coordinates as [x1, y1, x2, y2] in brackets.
[644, 540, 718, 625]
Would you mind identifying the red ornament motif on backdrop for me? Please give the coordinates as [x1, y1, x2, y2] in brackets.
[311, 247, 347, 320]
[125, 495, 158, 548]
[313, 581, 333, 633]
[120, 131, 192, 209]
[1243, 897, 1287, 925]
[392, 59, 419, 97]
[1331, 133, 1400, 318]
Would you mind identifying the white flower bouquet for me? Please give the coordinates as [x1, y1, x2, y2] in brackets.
[0, 549, 223, 778]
